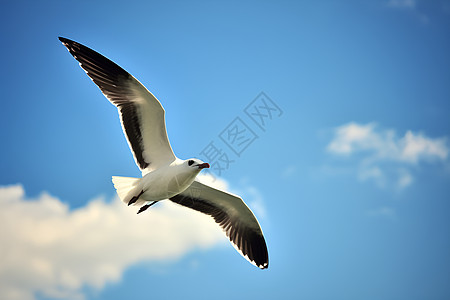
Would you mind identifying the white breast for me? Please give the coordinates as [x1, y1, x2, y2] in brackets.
[139, 162, 198, 201]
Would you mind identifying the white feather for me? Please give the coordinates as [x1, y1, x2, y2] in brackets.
[112, 176, 140, 204]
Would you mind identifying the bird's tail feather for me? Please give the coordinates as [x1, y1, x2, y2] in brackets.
[112, 176, 141, 205]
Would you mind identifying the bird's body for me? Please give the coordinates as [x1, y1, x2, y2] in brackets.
[113, 158, 207, 206]
[59, 37, 269, 269]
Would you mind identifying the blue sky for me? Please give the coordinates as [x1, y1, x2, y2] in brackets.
[1, 0, 450, 299]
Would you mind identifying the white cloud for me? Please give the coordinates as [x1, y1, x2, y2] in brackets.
[0, 180, 227, 300]
[400, 131, 448, 163]
[327, 123, 383, 155]
[327, 122, 448, 189]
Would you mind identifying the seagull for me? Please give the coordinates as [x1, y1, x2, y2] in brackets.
[59, 37, 269, 269]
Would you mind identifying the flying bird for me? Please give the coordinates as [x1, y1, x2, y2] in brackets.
[59, 37, 268, 269]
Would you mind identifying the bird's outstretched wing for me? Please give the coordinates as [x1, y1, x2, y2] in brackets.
[59, 37, 176, 173]
[170, 181, 269, 269]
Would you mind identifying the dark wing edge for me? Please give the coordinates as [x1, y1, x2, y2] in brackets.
[59, 37, 151, 170]
[170, 181, 269, 269]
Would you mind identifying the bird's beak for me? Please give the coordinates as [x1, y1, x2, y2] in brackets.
[197, 163, 210, 169]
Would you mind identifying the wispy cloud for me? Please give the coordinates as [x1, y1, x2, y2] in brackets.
[243, 186, 267, 219]
[281, 165, 297, 179]
[0, 178, 228, 300]
[367, 206, 397, 220]
[387, 0, 416, 9]
[327, 122, 448, 189]
[385, 0, 430, 23]
[228, 177, 267, 220]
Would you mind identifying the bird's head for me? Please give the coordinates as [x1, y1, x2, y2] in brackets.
[185, 158, 210, 172]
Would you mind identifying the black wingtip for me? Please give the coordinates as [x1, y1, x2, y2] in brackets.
[128, 197, 138, 206]
[137, 203, 149, 214]
[58, 37, 82, 50]
[58, 36, 71, 44]
[137, 201, 158, 214]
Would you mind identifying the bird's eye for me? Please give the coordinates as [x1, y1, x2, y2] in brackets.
[188, 160, 194, 166]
